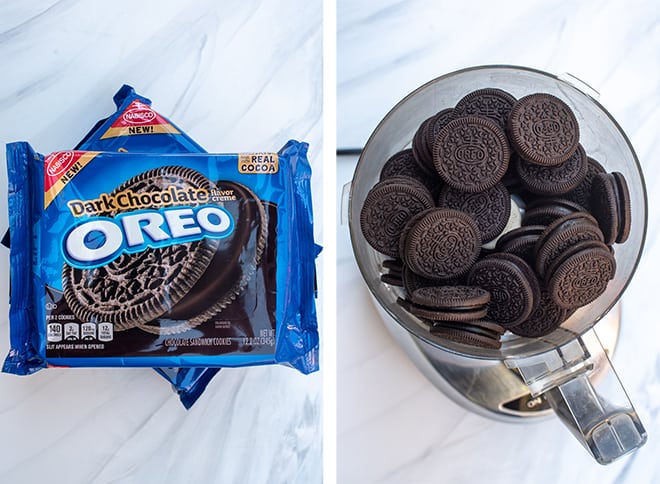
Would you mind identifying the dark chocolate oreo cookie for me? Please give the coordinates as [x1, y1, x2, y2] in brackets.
[495, 225, 545, 265]
[380, 149, 440, 195]
[522, 198, 587, 226]
[411, 285, 490, 312]
[433, 116, 510, 193]
[437, 182, 511, 243]
[547, 244, 616, 309]
[402, 265, 443, 295]
[140, 180, 268, 334]
[590, 172, 632, 245]
[430, 320, 504, 349]
[404, 208, 482, 279]
[452, 88, 517, 132]
[509, 289, 571, 338]
[424, 108, 454, 157]
[398, 208, 437, 262]
[508, 93, 580, 166]
[515, 144, 588, 195]
[412, 116, 437, 174]
[467, 254, 539, 327]
[360, 178, 435, 257]
[63, 166, 221, 331]
[534, 212, 604, 280]
[564, 157, 606, 212]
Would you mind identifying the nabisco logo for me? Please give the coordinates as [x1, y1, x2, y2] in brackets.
[46, 151, 76, 177]
[122, 103, 156, 125]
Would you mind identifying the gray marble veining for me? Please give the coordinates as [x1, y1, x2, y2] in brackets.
[338, 0, 660, 482]
[0, 1, 322, 483]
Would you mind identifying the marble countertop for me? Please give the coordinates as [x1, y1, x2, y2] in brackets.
[0, 2, 322, 483]
[337, 1, 660, 483]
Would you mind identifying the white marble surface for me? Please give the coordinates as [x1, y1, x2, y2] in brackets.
[0, 1, 322, 483]
[338, 1, 660, 483]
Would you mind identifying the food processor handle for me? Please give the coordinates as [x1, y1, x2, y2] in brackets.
[508, 329, 647, 465]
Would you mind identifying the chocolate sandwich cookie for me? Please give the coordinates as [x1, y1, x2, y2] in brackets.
[494, 225, 545, 265]
[590, 172, 632, 245]
[412, 115, 437, 174]
[430, 319, 504, 349]
[401, 264, 465, 296]
[404, 208, 482, 279]
[547, 243, 616, 309]
[509, 289, 571, 338]
[515, 144, 588, 195]
[380, 272, 404, 286]
[437, 182, 511, 243]
[564, 157, 606, 212]
[399, 286, 490, 322]
[534, 212, 604, 280]
[543, 239, 610, 289]
[381, 258, 404, 285]
[508, 93, 580, 166]
[379, 149, 437, 192]
[382, 258, 404, 273]
[423, 108, 454, 157]
[62, 166, 222, 331]
[398, 208, 437, 262]
[522, 198, 587, 226]
[433, 116, 510, 193]
[360, 178, 435, 257]
[139, 180, 268, 335]
[467, 254, 540, 327]
[451, 88, 517, 132]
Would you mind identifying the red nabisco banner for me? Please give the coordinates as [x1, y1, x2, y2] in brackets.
[100, 100, 180, 139]
[44, 151, 99, 208]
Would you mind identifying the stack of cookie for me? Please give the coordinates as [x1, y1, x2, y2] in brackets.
[360, 89, 631, 349]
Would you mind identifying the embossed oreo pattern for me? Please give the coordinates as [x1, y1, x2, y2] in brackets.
[548, 247, 616, 309]
[564, 157, 606, 212]
[380, 149, 431, 185]
[424, 108, 455, 156]
[411, 285, 490, 309]
[405, 209, 481, 279]
[535, 215, 604, 279]
[509, 289, 570, 337]
[433, 116, 510, 193]
[508, 93, 579, 166]
[361, 84, 635, 347]
[438, 182, 511, 242]
[452, 88, 517, 132]
[360, 181, 434, 257]
[63, 166, 220, 331]
[467, 258, 535, 327]
[516, 144, 588, 195]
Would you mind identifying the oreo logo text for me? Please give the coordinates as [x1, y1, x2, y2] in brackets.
[63, 205, 233, 269]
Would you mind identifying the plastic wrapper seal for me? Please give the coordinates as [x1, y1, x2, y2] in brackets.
[3, 141, 320, 373]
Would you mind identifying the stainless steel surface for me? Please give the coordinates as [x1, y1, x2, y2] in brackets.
[375, 301, 621, 421]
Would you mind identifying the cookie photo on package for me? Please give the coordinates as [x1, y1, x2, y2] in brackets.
[1, 84, 224, 408]
[4, 141, 320, 374]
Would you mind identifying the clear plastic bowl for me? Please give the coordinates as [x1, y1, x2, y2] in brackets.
[348, 65, 647, 360]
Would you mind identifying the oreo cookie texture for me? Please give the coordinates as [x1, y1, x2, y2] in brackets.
[142, 180, 267, 335]
[62, 168, 266, 336]
[62, 166, 221, 331]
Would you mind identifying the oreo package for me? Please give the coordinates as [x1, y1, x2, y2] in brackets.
[4, 140, 319, 373]
[76, 85, 217, 406]
[1, 85, 220, 407]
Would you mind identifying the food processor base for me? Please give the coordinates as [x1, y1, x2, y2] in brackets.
[376, 303, 620, 421]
